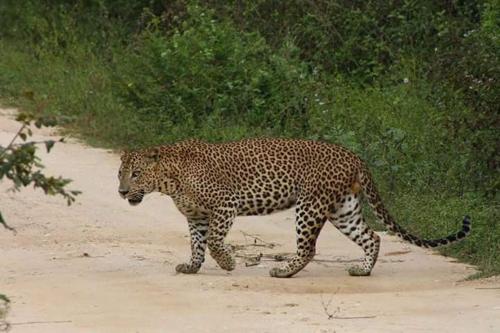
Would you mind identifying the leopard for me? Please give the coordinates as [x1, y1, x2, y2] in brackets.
[118, 138, 471, 278]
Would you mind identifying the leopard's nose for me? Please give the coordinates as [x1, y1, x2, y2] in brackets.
[119, 189, 129, 197]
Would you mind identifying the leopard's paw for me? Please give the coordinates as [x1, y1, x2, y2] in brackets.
[175, 263, 200, 274]
[269, 266, 294, 278]
[347, 265, 371, 276]
[218, 256, 236, 271]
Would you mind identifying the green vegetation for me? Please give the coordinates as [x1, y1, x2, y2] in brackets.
[0, 294, 9, 331]
[0, 1, 498, 276]
[0, 108, 80, 232]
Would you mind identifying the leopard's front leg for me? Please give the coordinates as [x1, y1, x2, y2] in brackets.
[207, 205, 237, 271]
[176, 217, 208, 274]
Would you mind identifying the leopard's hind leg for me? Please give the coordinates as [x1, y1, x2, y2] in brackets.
[269, 194, 327, 278]
[329, 193, 380, 276]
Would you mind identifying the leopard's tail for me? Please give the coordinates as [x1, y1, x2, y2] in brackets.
[357, 168, 471, 248]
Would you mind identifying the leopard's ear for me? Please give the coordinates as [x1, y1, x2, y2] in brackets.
[146, 147, 161, 162]
[120, 150, 130, 162]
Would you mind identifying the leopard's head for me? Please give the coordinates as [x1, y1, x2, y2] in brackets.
[118, 148, 162, 206]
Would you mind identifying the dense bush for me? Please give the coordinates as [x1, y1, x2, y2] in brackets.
[202, 0, 499, 194]
[0, 0, 498, 276]
[115, 5, 321, 143]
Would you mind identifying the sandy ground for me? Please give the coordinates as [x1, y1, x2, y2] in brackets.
[0, 107, 499, 333]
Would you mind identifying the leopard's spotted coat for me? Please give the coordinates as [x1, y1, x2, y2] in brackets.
[118, 138, 471, 277]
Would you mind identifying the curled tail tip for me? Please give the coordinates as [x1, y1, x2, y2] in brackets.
[436, 215, 471, 247]
[408, 215, 472, 248]
[463, 215, 471, 226]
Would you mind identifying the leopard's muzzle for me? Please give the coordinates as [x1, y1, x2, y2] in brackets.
[127, 190, 145, 206]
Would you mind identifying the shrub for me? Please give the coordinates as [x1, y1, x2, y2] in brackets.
[114, 4, 318, 146]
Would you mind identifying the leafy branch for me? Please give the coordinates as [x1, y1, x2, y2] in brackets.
[0, 109, 81, 233]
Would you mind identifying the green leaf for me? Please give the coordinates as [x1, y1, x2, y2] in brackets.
[45, 140, 55, 153]
[0, 212, 16, 234]
[0, 294, 9, 303]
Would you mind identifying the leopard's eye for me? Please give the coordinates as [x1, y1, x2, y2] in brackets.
[131, 170, 140, 178]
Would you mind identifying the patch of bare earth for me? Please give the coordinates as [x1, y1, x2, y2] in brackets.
[1, 108, 499, 333]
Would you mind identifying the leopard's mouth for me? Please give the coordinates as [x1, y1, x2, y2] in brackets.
[128, 198, 143, 206]
[127, 190, 144, 206]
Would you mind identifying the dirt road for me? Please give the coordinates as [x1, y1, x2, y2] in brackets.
[1, 108, 499, 333]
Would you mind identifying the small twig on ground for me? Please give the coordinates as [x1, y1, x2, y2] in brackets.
[50, 253, 105, 260]
[314, 258, 361, 264]
[233, 241, 401, 268]
[246, 253, 263, 266]
[320, 292, 376, 321]
[244, 262, 260, 267]
[384, 250, 411, 256]
[328, 315, 377, 320]
[244, 254, 263, 267]
[321, 294, 338, 320]
[234, 243, 275, 249]
[232, 233, 280, 266]
[259, 253, 292, 261]
[240, 231, 278, 249]
[11, 320, 72, 326]
[235, 253, 263, 266]
[321, 293, 347, 320]
[234, 252, 290, 266]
